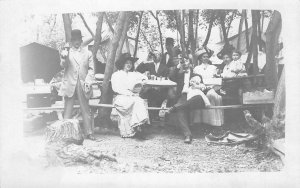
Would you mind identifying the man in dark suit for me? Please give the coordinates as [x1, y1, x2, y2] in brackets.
[137, 51, 170, 121]
[136, 51, 169, 77]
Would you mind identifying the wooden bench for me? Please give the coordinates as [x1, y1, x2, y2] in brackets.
[89, 101, 274, 110]
[24, 99, 273, 129]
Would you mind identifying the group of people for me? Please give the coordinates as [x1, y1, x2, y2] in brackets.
[58, 29, 250, 144]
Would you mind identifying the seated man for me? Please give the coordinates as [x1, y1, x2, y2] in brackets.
[167, 75, 211, 144]
[136, 51, 170, 121]
[136, 50, 169, 77]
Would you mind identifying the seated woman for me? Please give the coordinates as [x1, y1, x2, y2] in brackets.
[192, 48, 224, 127]
[111, 53, 149, 139]
[231, 50, 247, 77]
[221, 50, 247, 78]
[219, 51, 245, 104]
[167, 75, 211, 144]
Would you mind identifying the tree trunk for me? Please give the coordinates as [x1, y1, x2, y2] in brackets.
[133, 11, 143, 57]
[125, 39, 130, 54]
[261, 12, 265, 32]
[245, 41, 253, 74]
[194, 10, 199, 47]
[92, 13, 104, 65]
[188, 10, 197, 65]
[257, 11, 262, 51]
[203, 11, 215, 46]
[187, 10, 193, 49]
[99, 12, 128, 117]
[62, 14, 72, 42]
[272, 66, 285, 122]
[244, 10, 250, 52]
[175, 10, 186, 57]
[105, 13, 115, 33]
[265, 10, 281, 90]
[115, 12, 131, 68]
[251, 10, 259, 77]
[237, 10, 245, 51]
[150, 11, 164, 54]
[182, 10, 187, 49]
[220, 10, 229, 46]
[226, 12, 235, 37]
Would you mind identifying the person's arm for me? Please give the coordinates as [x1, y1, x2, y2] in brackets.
[166, 53, 169, 65]
[111, 72, 133, 96]
[85, 51, 95, 84]
[136, 62, 146, 73]
[60, 49, 69, 68]
[193, 83, 207, 91]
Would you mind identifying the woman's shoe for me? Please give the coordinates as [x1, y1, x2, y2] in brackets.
[184, 135, 192, 144]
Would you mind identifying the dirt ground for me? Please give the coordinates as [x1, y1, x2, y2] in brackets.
[23, 110, 283, 174]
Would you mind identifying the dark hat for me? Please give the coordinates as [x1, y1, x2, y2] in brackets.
[115, 53, 139, 70]
[217, 44, 235, 59]
[195, 46, 214, 59]
[166, 37, 174, 45]
[71, 29, 83, 40]
[121, 53, 139, 62]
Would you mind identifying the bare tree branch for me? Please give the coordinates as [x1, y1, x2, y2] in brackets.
[104, 12, 135, 41]
[104, 13, 115, 33]
[62, 14, 72, 42]
[99, 47, 107, 62]
[134, 11, 143, 57]
[78, 13, 95, 38]
[93, 12, 104, 64]
[226, 12, 236, 36]
[50, 15, 57, 34]
[141, 30, 154, 51]
[149, 11, 157, 19]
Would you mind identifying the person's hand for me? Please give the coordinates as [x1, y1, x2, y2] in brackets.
[60, 49, 69, 59]
[84, 82, 92, 93]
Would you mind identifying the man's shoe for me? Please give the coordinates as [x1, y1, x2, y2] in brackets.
[87, 134, 96, 141]
[184, 136, 192, 144]
[166, 106, 177, 114]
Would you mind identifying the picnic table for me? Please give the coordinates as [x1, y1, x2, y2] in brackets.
[144, 79, 177, 88]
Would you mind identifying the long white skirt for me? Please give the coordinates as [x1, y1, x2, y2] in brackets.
[191, 89, 224, 126]
[112, 95, 149, 137]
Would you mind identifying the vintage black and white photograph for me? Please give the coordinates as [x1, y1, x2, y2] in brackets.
[0, 0, 299, 187]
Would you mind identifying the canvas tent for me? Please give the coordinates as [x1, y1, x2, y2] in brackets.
[87, 34, 135, 63]
[20, 42, 61, 83]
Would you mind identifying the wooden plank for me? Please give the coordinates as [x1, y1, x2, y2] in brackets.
[24, 100, 273, 111]
[222, 74, 264, 81]
[23, 105, 80, 111]
[89, 103, 273, 110]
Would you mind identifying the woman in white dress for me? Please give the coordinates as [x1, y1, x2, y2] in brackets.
[192, 48, 224, 127]
[111, 53, 149, 138]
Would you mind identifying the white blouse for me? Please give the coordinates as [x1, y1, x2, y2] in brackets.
[221, 61, 237, 78]
[222, 60, 247, 78]
[193, 64, 217, 79]
[111, 70, 147, 96]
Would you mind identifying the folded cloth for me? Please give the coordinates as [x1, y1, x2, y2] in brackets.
[45, 119, 84, 145]
[205, 131, 257, 145]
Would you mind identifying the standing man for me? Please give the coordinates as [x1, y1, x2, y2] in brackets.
[59, 29, 96, 140]
[161, 37, 175, 67]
